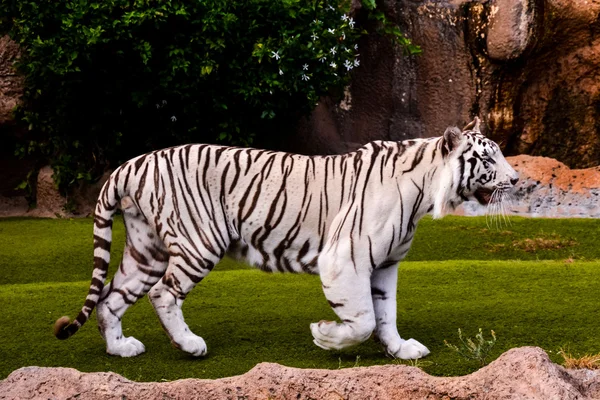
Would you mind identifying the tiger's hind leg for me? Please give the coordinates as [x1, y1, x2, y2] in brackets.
[148, 243, 223, 357]
[96, 202, 169, 357]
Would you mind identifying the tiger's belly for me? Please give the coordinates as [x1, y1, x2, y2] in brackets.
[226, 235, 321, 275]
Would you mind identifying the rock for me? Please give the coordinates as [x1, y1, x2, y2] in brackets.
[459, 155, 600, 218]
[0, 166, 111, 218]
[0, 195, 28, 217]
[0, 35, 22, 126]
[509, 155, 600, 218]
[31, 165, 68, 218]
[1, 347, 599, 399]
[0, 34, 32, 200]
[486, 0, 538, 61]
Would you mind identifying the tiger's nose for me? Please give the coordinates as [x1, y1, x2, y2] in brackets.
[510, 177, 519, 185]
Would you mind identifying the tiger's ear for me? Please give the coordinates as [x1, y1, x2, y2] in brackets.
[463, 116, 481, 132]
[442, 126, 463, 157]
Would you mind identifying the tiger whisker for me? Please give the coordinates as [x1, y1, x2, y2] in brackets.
[485, 188, 512, 230]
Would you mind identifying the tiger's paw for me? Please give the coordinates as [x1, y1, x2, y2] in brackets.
[106, 336, 146, 357]
[311, 320, 341, 350]
[310, 320, 372, 350]
[387, 338, 430, 360]
[173, 334, 207, 357]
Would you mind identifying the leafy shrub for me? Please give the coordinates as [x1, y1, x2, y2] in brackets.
[2, 0, 419, 192]
[2, 0, 362, 190]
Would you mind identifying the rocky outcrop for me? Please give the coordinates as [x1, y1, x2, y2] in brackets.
[508, 155, 600, 217]
[292, 0, 600, 170]
[1, 347, 599, 400]
[460, 155, 600, 217]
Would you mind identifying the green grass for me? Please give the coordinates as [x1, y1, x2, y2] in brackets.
[0, 216, 598, 381]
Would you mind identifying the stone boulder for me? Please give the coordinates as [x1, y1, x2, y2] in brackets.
[1, 347, 599, 399]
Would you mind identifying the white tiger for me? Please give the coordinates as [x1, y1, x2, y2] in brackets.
[55, 117, 518, 359]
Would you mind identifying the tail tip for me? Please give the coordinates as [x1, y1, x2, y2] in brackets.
[54, 316, 73, 340]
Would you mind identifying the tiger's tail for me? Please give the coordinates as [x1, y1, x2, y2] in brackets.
[54, 176, 120, 340]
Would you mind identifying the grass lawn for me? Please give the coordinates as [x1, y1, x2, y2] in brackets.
[0, 215, 598, 381]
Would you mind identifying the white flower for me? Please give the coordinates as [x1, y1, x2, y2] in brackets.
[301, 74, 310, 81]
[320, 56, 327, 63]
[311, 33, 319, 41]
[341, 32, 346, 41]
[345, 46, 351, 53]
[341, 14, 348, 21]
[279, 69, 284, 75]
[271, 50, 280, 60]
[328, 5, 335, 11]
[330, 62, 337, 68]
[344, 60, 353, 71]
[354, 44, 358, 50]
[349, 18, 355, 28]
[328, 28, 335, 34]
[156, 103, 160, 109]
[330, 47, 336, 55]
[162, 99, 167, 105]
[354, 59, 360, 67]
[302, 64, 309, 70]
[313, 19, 319, 24]
[171, 116, 177, 122]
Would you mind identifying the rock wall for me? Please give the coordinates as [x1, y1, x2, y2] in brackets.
[1, 347, 599, 400]
[291, 0, 600, 171]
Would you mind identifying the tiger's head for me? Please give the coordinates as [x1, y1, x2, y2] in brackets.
[434, 117, 519, 218]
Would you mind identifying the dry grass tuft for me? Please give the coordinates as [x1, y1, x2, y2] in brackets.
[514, 235, 577, 252]
[488, 233, 578, 253]
[559, 348, 600, 370]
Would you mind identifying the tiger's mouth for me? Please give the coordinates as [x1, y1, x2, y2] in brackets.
[474, 188, 495, 205]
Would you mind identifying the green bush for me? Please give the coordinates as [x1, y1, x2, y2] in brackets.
[2, 0, 364, 190]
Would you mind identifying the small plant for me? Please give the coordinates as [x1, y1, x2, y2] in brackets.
[559, 348, 600, 370]
[444, 328, 497, 367]
[337, 355, 361, 369]
[393, 358, 433, 369]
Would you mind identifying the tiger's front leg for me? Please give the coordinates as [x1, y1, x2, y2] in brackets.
[371, 265, 430, 359]
[310, 250, 377, 350]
